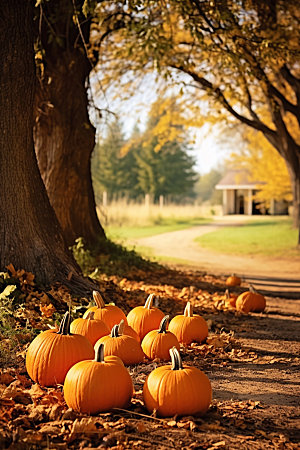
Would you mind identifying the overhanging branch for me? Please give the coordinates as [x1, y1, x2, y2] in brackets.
[171, 64, 277, 138]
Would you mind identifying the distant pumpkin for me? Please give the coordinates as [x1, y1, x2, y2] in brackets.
[236, 286, 266, 313]
[224, 289, 238, 308]
[226, 274, 242, 287]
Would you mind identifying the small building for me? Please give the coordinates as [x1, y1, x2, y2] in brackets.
[215, 169, 288, 215]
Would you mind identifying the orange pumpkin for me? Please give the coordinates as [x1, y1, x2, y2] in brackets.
[236, 286, 266, 313]
[26, 312, 94, 387]
[83, 291, 127, 330]
[121, 322, 140, 342]
[64, 343, 133, 414]
[168, 302, 208, 345]
[70, 311, 109, 346]
[143, 347, 212, 417]
[95, 320, 144, 365]
[224, 289, 238, 308]
[126, 294, 164, 340]
[141, 315, 180, 361]
[226, 274, 242, 287]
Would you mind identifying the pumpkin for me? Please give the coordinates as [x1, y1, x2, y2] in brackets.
[83, 290, 127, 330]
[141, 315, 180, 361]
[121, 322, 140, 342]
[236, 286, 266, 313]
[95, 320, 144, 365]
[143, 347, 212, 417]
[226, 274, 242, 287]
[126, 294, 164, 340]
[168, 302, 208, 345]
[64, 343, 133, 414]
[224, 289, 238, 308]
[26, 312, 94, 387]
[70, 311, 109, 346]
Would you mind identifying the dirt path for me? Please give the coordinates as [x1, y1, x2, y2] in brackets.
[131, 221, 300, 283]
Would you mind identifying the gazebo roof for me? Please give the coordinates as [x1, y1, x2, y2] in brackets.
[216, 169, 262, 190]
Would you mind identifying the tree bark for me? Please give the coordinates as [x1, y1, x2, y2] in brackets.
[34, 4, 106, 248]
[287, 165, 300, 246]
[0, 0, 96, 292]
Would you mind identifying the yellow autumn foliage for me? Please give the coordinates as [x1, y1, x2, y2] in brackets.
[230, 130, 292, 208]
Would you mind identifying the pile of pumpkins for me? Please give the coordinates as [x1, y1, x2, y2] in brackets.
[26, 292, 212, 418]
[225, 275, 266, 313]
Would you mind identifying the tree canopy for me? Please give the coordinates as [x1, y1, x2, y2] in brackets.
[92, 0, 300, 234]
[92, 97, 197, 202]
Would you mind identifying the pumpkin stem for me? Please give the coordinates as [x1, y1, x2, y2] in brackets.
[144, 293, 155, 309]
[158, 315, 169, 334]
[111, 324, 119, 338]
[249, 284, 257, 293]
[85, 311, 95, 320]
[94, 343, 105, 362]
[170, 347, 183, 370]
[57, 312, 71, 335]
[92, 290, 105, 308]
[118, 320, 125, 335]
[225, 289, 230, 299]
[183, 302, 193, 317]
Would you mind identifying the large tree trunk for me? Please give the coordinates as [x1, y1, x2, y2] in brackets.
[0, 0, 96, 293]
[287, 165, 300, 246]
[34, 4, 106, 248]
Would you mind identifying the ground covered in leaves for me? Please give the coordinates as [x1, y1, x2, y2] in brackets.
[0, 264, 299, 449]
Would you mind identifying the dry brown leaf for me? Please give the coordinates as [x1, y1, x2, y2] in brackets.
[27, 383, 45, 400]
[0, 372, 14, 385]
[167, 420, 177, 427]
[22, 431, 44, 444]
[39, 424, 61, 435]
[209, 441, 226, 448]
[136, 421, 147, 433]
[68, 417, 99, 441]
[40, 303, 56, 318]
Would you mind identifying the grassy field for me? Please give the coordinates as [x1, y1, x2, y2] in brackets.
[99, 201, 219, 241]
[195, 217, 299, 258]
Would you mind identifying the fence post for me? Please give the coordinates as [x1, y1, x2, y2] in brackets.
[103, 191, 107, 207]
[159, 194, 164, 209]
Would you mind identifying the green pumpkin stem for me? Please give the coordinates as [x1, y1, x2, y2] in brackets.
[158, 315, 169, 334]
[57, 312, 71, 335]
[144, 293, 155, 309]
[92, 290, 106, 308]
[183, 301, 193, 317]
[95, 343, 105, 362]
[170, 347, 183, 370]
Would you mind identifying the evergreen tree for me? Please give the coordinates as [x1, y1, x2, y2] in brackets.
[92, 119, 132, 201]
[132, 97, 197, 201]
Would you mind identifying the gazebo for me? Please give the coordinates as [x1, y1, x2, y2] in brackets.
[215, 169, 263, 215]
[215, 169, 289, 215]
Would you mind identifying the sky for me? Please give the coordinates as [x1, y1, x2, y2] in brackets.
[90, 72, 235, 175]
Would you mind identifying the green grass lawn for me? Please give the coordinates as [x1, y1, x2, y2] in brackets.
[195, 217, 300, 258]
[106, 217, 210, 241]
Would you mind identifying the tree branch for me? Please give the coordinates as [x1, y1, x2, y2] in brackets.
[171, 64, 277, 138]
